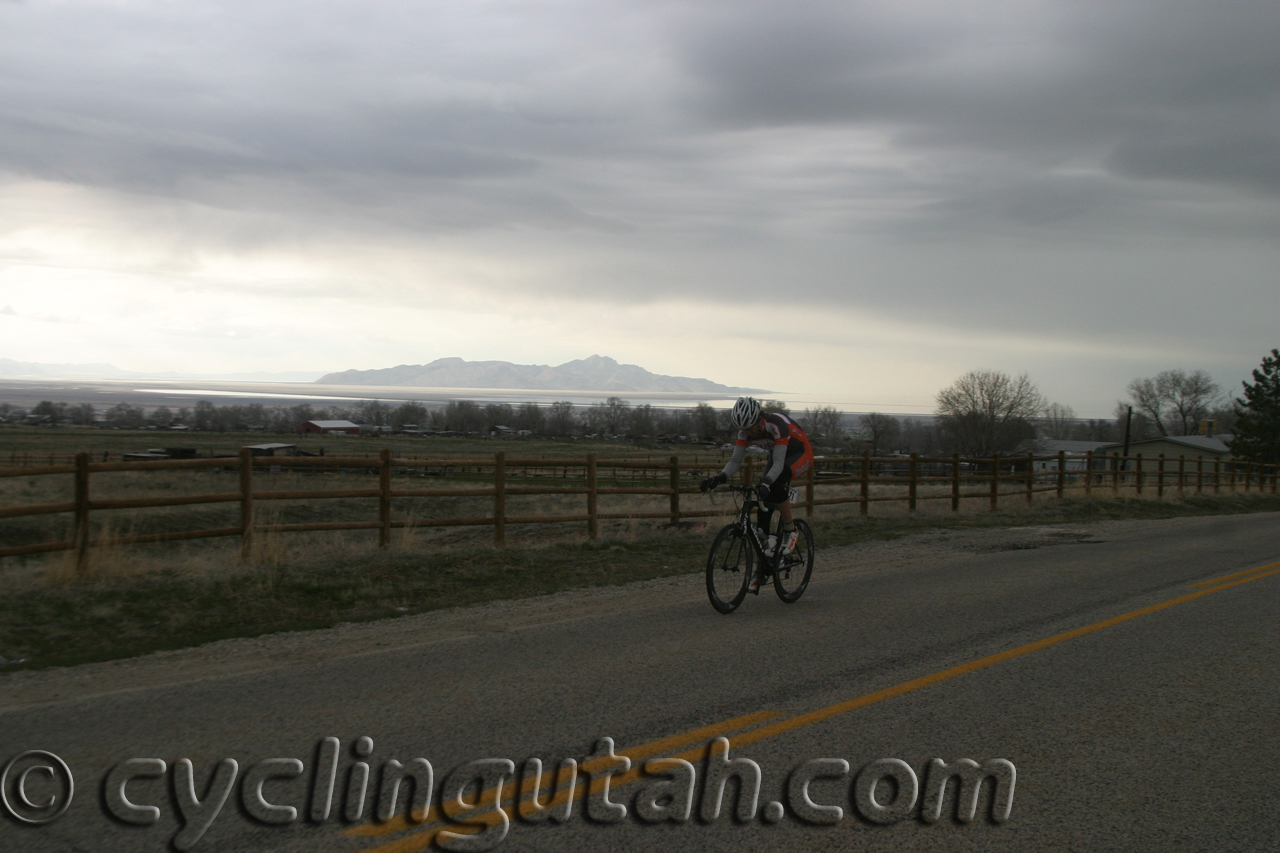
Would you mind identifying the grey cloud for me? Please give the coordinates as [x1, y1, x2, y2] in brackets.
[0, 0, 1275, 361]
[1108, 132, 1280, 196]
[673, 1, 1280, 198]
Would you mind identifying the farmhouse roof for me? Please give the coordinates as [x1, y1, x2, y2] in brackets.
[306, 420, 359, 429]
[1019, 439, 1114, 454]
[1095, 434, 1232, 455]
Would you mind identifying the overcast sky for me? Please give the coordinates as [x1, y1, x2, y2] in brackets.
[1, 0, 1276, 416]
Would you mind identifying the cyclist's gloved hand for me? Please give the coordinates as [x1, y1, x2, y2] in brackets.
[700, 473, 727, 493]
[756, 481, 773, 502]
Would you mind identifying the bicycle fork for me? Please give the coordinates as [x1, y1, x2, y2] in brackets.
[746, 522, 779, 595]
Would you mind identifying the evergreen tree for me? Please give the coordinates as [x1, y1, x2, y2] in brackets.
[1231, 349, 1280, 465]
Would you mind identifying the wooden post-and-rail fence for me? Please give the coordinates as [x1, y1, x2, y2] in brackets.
[0, 450, 1275, 577]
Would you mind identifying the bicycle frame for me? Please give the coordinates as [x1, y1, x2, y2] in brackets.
[705, 483, 813, 612]
[713, 484, 791, 573]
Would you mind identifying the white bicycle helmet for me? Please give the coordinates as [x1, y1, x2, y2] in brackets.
[730, 396, 762, 430]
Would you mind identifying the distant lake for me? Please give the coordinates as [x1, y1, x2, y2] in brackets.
[0, 376, 936, 417]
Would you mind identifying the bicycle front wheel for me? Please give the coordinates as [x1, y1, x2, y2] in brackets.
[773, 519, 813, 603]
[706, 524, 753, 613]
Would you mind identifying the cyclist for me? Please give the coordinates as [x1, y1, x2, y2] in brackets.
[701, 397, 814, 572]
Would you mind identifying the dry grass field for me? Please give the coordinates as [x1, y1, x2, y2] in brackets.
[2, 424, 1277, 671]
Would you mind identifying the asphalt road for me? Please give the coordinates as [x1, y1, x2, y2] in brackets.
[2, 512, 1279, 852]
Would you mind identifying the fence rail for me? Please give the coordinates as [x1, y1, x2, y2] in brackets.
[1, 449, 1275, 576]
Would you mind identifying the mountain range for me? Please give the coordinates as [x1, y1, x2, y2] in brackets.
[0, 358, 134, 378]
[316, 355, 764, 394]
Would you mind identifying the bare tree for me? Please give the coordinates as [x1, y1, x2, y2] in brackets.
[193, 400, 218, 430]
[32, 400, 64, 425]
[900, 417, 941, 455]
[659, 407, 692, 436]
[1079, 419, 1117, 442]
[513, 402, 544, 434]
[354, 399, 391, 426]
[546, 401, 575, 435]
[1164, 370, 1222, 435]
[104, 402, 148, 429]
[1038, 402, 1077, 440]
[444, 400, 485, 433]
[579, 402, 608, 435]
[629, 403, 656, 437]
[391, 401, 428, 428]
[935, 371, 1047, 456]
[691, 403, 719, 439]
[1124, 377, 1166, 436]
[603, 397, 630, 434]
[859, 412, 901, 455]
[1123, 369, 1223, 436]
[68, 403, 96, 425]
[802, 406, 844, 445]
[483, 403, 515, 430]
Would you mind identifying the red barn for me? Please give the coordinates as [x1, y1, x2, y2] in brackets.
[300, 419, 360, 435]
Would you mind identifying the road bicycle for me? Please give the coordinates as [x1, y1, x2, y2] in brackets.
[704, 483, 814, 613]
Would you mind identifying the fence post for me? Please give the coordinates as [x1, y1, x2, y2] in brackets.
[1214, 458, 1221, 493]
[74, 452, 90, 579]
[493, 451, 506, 546]
[1178, 456, 1185, 494]
[951, 453, 960, 511]
[1135, 454, 1144, 495]
[1244, 461, 1252, 493]
[1026, 452, 1034, 504]
[805, 462, 815, 518]
[669, 455, 680, 525]
[1196, 457, 1203, 493]
[1112, 453, 1120, 496]
[1085, 451, 1093, 497]
[1056, 451, 1065, 500]
[239, 448, 254, 561]
[378, 449, 393, 548]
[586, 453, 599, 539]
[860, 451, 870, 517]
[1155, 455, 1164, 498]
[908, 453, 918, 511]
[1229, 460, 1236, 492]
[990, 455, 999, 511]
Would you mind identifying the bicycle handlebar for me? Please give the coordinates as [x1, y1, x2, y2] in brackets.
[704, 482, 758, 507]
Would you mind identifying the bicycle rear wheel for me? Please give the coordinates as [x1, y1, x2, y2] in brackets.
[773, 519, 813, 603]
[706, 524, 753, 613]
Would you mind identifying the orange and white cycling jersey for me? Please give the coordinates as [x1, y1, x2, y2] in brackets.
[735, 411, 814, 479]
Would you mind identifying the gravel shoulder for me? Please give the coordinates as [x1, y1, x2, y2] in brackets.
[0, 515, 1232, 711]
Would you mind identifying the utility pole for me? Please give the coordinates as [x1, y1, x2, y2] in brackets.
[1121, 406, 1133, 470]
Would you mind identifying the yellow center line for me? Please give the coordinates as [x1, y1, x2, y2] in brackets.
[355, 560, 1280, 852]
[349, 708, 783, 839]
[1188, 560, 1280, 588]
